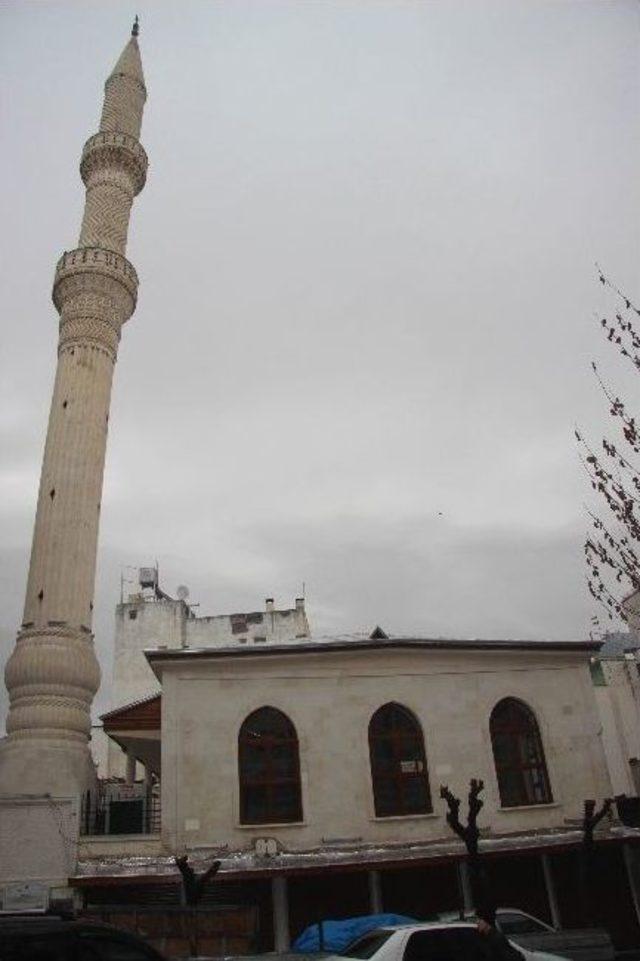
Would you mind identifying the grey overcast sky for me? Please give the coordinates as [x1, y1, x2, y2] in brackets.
[1, 1, 639, 716]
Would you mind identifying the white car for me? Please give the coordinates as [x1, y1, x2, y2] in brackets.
[326, 922, 569, 961]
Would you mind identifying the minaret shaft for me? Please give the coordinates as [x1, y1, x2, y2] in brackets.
[79, 178, 134, 253]
[23, 348, 114, 629]
[1, 28, 148, 795]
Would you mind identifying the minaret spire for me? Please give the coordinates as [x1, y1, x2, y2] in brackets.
[0, 28, 149, 798]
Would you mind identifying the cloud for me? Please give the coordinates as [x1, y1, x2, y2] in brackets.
[1, 2, 637, 730]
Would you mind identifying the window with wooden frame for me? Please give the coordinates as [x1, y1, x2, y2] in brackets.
[490, 698, 552, 808]
[368, 703, 432, 817]
[238, 707, 303, 825]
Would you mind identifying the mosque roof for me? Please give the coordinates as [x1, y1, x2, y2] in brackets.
[144, 635, 600, 673]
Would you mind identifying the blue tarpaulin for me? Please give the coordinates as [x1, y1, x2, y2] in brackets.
[293, 914, 417, 953]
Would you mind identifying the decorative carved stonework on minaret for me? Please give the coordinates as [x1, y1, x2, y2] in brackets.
[0, 22, 148, 797]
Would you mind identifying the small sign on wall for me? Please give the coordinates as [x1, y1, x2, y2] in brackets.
[400, 760, 423, 773]
[2, 881, 49, 914]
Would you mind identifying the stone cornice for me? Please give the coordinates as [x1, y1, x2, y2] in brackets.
[145, 637, 601, 665]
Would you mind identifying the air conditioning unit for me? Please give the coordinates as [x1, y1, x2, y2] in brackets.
[105, 782, 147, 835]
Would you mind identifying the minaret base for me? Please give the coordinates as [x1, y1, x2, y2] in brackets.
[0, 788, 83, 899]
[0, 738, 94, 894]
[0, 735, 97, 799]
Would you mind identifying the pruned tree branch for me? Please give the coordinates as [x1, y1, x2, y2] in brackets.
[175, 855, 221, 906]
[578, 269, 640, 623]
[440, 779, 496, 924]
[440, 779, 484, 858]
[582, 797, 613, 848]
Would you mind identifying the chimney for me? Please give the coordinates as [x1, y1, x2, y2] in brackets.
[265, 598, 275, 613]
[295, 597, 305, 611]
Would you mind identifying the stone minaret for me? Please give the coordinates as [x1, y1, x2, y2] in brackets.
[0, 22, 148, 798]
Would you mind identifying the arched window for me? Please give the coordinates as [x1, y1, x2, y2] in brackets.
[238, 707, 303, 825]
[368, 703, 432, 817]
[490, 698, 552, 808]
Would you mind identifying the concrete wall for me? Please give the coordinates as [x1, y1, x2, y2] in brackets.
[78, 834, 162, 859]
[187, 603, 309, 648]
[112, 597, 310, 709]
[104, 597, 310, 778]
[106, 600, 167, 777]
[623, 589, 640, 642]
[0, 796, 78, 888]
[157, 645, 612, 853]
[113, 599, 181, 709]
[595, 653, 640, 794]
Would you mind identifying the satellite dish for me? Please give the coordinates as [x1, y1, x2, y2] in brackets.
[176, 585, 190, 601]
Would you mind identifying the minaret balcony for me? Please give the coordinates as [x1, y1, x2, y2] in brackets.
[53, 247, 139, 322]
[80, 131, 148, 195]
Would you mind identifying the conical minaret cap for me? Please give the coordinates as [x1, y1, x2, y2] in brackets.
[107, 27, 146, 93]
[100, 22, 147, 138]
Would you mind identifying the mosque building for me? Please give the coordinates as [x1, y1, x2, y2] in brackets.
[1, 21, 640, 960]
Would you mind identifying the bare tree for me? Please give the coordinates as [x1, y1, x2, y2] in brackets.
[440, 779, 495, 923]
[175, 855, 221, 905]
[175, 855, 222, 955]
[576, 270, 640, 625]
[579, 798, 613, 925]
[440, 779, 484, 859]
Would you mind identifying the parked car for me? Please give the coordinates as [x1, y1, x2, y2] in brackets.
[328, 921, 569, 961]
[437, 909, 615, 961]
[0, 914, 168, 961]
[294, 915, 418, 953]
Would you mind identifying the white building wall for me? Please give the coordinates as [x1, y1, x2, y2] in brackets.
[623, 589, 640, 642]
[155, 645, 612, 854]
[0, 796, 79, 891]
[186, 600, 309, 648]
[102, 595, 310, 778]
[595, 654, 640, 795]
[113, 597, 310, 711]
[91, 725, 110, 780]
[113, 599, 174, 708]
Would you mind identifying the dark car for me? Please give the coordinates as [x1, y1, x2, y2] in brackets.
[437, 909, 614, 961]
[0, 914, 167, 961]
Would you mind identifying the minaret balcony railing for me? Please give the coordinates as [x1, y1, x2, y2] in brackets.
[53, 247, 139, 321]
[80, 131, 148, 195]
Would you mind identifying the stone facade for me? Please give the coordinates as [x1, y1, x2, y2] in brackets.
[80, 635, 640, 952]
[0, 25, 147, 801]
[147, 639, 612, 853]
